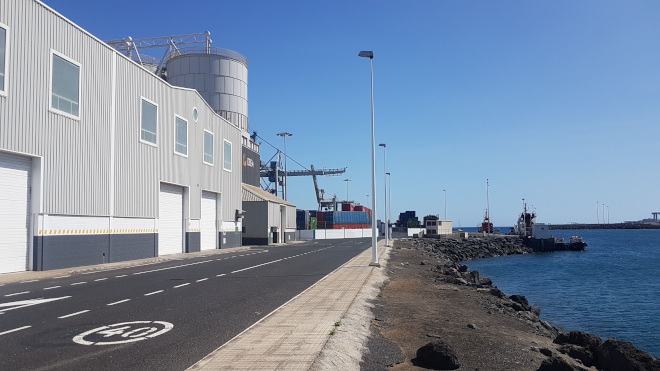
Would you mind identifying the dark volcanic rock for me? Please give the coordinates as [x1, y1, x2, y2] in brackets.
[554, 331, 603, 351]
[539, 347, 554, 357]
[537, 356, 588, 371]
[558, 344, 595, 367]
[595, 338, 660, 371]
[413, 340, 460, 370]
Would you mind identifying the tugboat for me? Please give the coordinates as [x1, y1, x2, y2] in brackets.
[512, 199, 587, 251]
[512, 199, 536, 237]
[478, 179, 494, 233]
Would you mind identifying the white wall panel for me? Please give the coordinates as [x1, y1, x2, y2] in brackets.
[0, 152, 30, 273]
[159, 183, 183, 255]
[200, 191, 217, 250]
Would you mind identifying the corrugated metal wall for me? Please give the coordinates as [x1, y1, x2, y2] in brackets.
[0, 0, 242, 223]
[0, 0, 113, 216]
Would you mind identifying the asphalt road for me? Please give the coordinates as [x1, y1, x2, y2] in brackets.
[0, 238, 371, 370]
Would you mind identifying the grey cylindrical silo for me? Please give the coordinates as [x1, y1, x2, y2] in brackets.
[166, 47, 248, 131]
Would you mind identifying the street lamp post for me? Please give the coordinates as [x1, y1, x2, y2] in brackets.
[378, 143, 388, 247]
[344, 179, 351, 202]
[277, 132, 292, 201]
[386, 172, 391, 241]
[358, 50, 379, 267]
[443, 189, 447, 220]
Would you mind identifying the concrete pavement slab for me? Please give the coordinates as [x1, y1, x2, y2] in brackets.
[188, 240, 389, 370]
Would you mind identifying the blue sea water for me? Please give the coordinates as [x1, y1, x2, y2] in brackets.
[463, 229, 660, 357]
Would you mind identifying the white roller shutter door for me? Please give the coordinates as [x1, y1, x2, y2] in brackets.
[200, 191, 217, 251]
[0, 152, 31, 274]
[159, 184, 183, 256]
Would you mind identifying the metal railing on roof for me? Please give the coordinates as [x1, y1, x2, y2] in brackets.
[166, 47, 248, 67]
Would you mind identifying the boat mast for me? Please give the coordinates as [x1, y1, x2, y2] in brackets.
[486, 179, 490, 221]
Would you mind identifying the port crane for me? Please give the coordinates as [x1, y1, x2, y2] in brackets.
[259, 154, 345, 210]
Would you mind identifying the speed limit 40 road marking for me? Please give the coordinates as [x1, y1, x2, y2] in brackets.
[73, 321, 173, 345]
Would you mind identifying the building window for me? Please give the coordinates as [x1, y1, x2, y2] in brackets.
[0, 23, 8, 95]
[175, 116, 188, 156]
[140, 98, 157, 145]
[51, 51, 80, 118]
[192, 107, 199, 122]
[223, 140, 232, 171]
[203, 130, 214, 165]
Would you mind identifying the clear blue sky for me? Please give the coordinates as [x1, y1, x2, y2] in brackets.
[44, 0, 660, 227]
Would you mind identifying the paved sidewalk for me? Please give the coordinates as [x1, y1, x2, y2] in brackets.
[189, 240, 388, 370]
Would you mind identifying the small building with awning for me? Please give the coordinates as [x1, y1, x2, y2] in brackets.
[241, 184, 297, 245]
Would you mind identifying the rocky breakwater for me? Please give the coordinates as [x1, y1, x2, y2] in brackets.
[409, 236, 660, 371]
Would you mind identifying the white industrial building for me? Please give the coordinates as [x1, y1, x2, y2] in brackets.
[425, 219, 453, 235]
[241, 184, 296, 245]
[0, 0, 285, 273]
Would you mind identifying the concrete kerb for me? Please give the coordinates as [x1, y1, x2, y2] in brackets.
[0, 246, 258, 285]
[188, 239, 391, 370]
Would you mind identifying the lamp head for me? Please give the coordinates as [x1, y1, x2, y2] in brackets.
[378, 143, 386, 147]
[358, 50, 374, 59]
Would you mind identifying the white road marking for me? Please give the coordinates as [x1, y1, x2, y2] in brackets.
[133, 260, 213, 275]
[231, 258, 284, 274]
[144, 290, 163, 296]
[0, 326, 32, 336]
[73, 321, 174, 345]
[44, 286, 61, 290]
[94, 278, 108, 282]
[20, 280, 39, 283]
[173, 283, 190, 288]
[216, 274, 226, 277]
[59, 310, 90, 319]
[4, 292, 29, 297]
[71, 282, 86, 286]
[0, 296, 71, 314]
[53, 275, 70, 279]
[0, 284, 4, 287]
[115, 275, 127, 278]
[107, 299, 131, 306]
[196, 278, 208, 282]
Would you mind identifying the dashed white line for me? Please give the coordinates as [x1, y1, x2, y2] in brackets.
[71, 282, 86, 286]
[196, 278, 209, 282]
[53, 275, 70, 279]
[173, 283, 190, 288]
[107, 299, 131, 306]
[5, 292, 29, 297]
[44, 286, 61, 290]
[231, 258, 284, 274]
[59, 310, 90, 319]
[94, 278, 108, 282]
[216, 274, 226, 277]
[133, 260, 213, 275]
[115, 275, 127, 278]
[144, 290, 164, 296]
[20, 280, 39, 283]
[0, 326, 32, 336]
